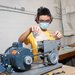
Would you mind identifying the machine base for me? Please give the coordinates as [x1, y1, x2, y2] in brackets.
[11, 63, 62, 75]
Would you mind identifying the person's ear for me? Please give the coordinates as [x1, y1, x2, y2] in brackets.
[50, 16, 53, 23]
[35, 15, 39, 24]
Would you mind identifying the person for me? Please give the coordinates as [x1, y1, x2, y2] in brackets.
[18, 7, 62, 62]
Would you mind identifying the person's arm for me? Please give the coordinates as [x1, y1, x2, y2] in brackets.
[18, 28, 31, 43]
[18, 25, 40, 43]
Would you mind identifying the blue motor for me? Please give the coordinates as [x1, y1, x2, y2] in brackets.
[1, 42, 33, 72]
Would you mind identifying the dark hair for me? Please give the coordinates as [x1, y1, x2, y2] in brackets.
[35, 7, 53, 23]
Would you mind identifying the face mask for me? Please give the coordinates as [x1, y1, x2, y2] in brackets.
[39, 22, 49, 30]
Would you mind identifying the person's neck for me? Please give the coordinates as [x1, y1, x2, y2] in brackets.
[41, 29, 47, 32]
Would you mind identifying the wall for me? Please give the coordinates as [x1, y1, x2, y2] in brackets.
[59, 0, 75, 55]
[0, 0, 75, 54]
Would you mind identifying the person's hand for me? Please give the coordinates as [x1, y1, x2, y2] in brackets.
[30, 25, 41, 33]
[53, 31, 62, 40]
